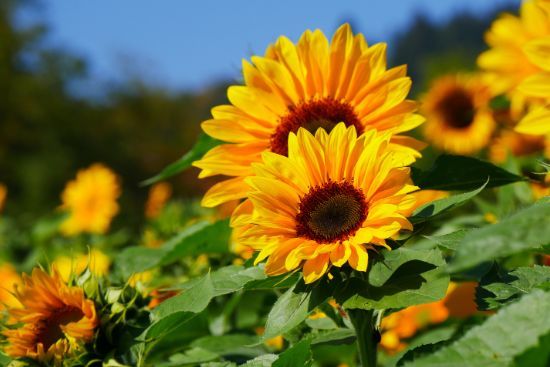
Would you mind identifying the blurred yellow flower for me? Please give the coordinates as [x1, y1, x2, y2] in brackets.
[0, 183, 7, 214]
[234, 125, 419, 284]
[478, 0, 550, 117]
[2, 268, 98, 365]
[0, 263, 21, 311]
[129, 270, 154, 288]
[255, 327, 284, 351]
[422, 74, 495, 155]
[145, 182, 172, 219]
[193, 23, 424, 211]
[52, 249, 111, 282]
[60, 164, 120, 236]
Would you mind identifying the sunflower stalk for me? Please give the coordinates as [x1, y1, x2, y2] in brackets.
[348, 308, 379, 367]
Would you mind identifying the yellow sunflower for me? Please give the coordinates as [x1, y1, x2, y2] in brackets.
[193, 23, 424, 210]
[2, 268, 98, 365]
[52, 249, 111, 282]
[0, 263, 21, 311]
[478, 0, 550, 116]
[233, 124, 419, 283]
[60, 163, 120, 236]
[422, 74, 495, 155]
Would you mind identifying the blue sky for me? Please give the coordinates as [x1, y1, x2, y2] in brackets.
[34, 0, 513, 91]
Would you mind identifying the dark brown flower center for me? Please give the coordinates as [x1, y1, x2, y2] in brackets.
[296, 181, 367, 243]
[436, 88, 475, 129]
[270, 98, 363, 156]
[36, 306, 85, 350]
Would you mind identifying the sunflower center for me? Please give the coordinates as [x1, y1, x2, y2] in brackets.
[296, 181, 367, 243]
[270, 98, 363, 155]
[436, 88, 475, 129]
[36, 306, 85, 350]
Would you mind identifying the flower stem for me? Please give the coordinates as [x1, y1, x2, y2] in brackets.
[348, 308, 379, 367]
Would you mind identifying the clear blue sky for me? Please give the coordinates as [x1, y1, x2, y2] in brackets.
[34, 0, 513, 91]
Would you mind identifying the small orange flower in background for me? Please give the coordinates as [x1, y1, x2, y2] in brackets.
[489, 130, 546, 163]
[380, 282, 478, 353]
[60, 163, 121, 236]
[0, 183, 7, 214]
[0, 263, 21, 311]
[2, 268, 98, 365]
[145, 182, 172, 219]
[234, 124, 420, 283]
[531, 173, 550, 199]
[193, 23, 425, 212]
[422, 74, 495, 155]
[52, 249, 111, 282]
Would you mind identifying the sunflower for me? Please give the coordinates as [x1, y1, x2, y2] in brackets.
[0, 263, 21, 311]
[422, 74, 495, 155]
[60, 163, 120, 236]
[233, 124, 418, 283]
[478, 0, 550, 116]
[193, 23, 424, 210]
[2, 268, 98, 365]
[52, 249, 111, 282]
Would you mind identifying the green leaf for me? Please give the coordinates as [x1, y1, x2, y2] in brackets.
[447, 198, 550, 272]
[477, 264, 550, 310]
[190, 334, 264, 358]
[413, 155, 523, 191]
[241, 355, 279, 367]
[410, 182, 487, 224]
[339, 247, 449, 310]
[398, 290, 550, 367]
[511, 331, 550, 367]
[311, 328, 356, 346]
[116, 220, 231, 277]
[263, 284, 312, 340]
[424, 230, 469, 251]
[141, 133, 221, 185]
[273, 339, 313, 367]
[159, 348, 219, 366]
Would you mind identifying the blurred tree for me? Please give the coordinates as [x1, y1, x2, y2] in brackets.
[0, 0, 228, 229]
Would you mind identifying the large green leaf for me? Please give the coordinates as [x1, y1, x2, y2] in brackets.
[477, 264, 550, 310]
[273, 339, 313, 367]
[190, 334, 264, 358]
[399, 290, 550, 367]
[263, 284, 312, 340]
[447, 198, 550, 272]
[410, 182, 487, 224]
[142, 133, 221, 185]
[424, 230, 469, 251]
[413, 155, 523, 190]
[143, 265, 297, 341]
[338, 247, 449, 310]
[116, 220, 231, 277]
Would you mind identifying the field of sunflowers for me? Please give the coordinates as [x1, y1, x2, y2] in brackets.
[1, 0, 550, 366]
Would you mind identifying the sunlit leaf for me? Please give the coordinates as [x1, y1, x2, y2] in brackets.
[398, 290, 550, 367]
[447, 198, 550, 272]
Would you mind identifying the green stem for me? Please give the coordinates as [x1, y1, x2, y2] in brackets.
[348, 308, 378, 367]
